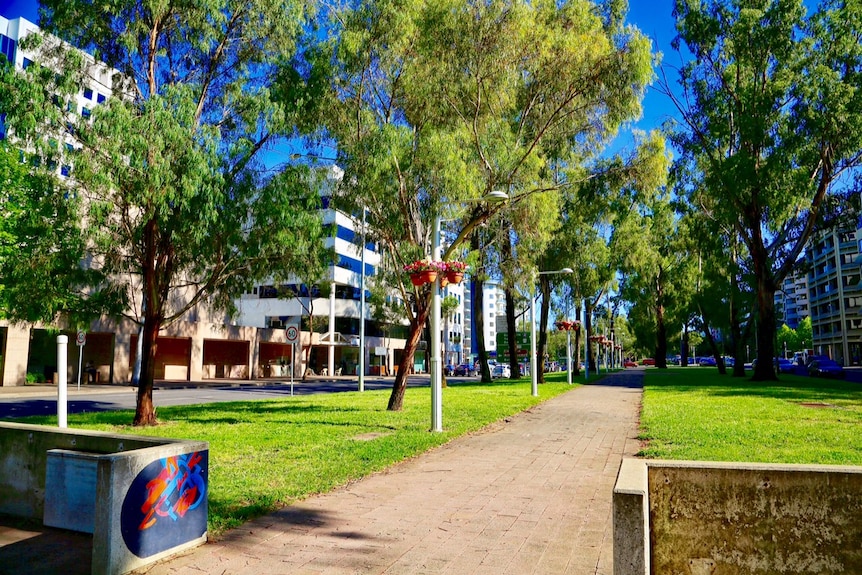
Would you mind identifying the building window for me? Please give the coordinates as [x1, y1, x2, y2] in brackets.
[22, 57, 32, 69]
[0, 35, 16, 64]
[61, 165, 71, 177]
[97, 93, 106, 103]
[83, 87, 93, 100]
[81, 107, 91, 119]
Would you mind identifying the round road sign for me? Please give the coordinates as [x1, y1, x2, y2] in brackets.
[285, 326, 299, 343]
[76, 330, 87, 346]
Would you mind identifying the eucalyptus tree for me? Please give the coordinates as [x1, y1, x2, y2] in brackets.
[545, 130, 669, 372]
[665, 0, 862, 380]
[617, 192, 694, 368]
[0, 0, 327, 425]
[0, 142, 119, 324]
[323, 0, 654, 410]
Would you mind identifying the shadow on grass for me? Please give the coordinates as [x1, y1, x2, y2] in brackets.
[647, 369, 862, 402]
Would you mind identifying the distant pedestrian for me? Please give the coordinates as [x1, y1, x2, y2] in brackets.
[85, 361, 98, 383]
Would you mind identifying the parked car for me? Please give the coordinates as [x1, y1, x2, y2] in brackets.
[623, 360, 638, 368]
[698, 357, 717, 367]
[545, 361, 561, 372]
[492, 363, 511, 378]
[776, 358, 795, 374]
[641, 358, 656, 366]
[453, 363, 476, 377]
[807, 358, 845, 378]
[805, 355, 830, 367]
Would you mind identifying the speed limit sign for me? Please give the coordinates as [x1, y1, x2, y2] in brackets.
[285, 325, 299, 343]
[76, 330, 87, 346]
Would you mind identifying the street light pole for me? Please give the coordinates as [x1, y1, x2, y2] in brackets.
[358, 207, 366, 392]
[531, 268, 573, 396]
[430, 214, 444, 432]
[566, 292, 572, 385]
[430, 190, 508, 432]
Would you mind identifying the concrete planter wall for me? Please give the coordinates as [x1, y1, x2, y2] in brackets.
[613, 458, 862, 574]
[0, 422, 208, 575]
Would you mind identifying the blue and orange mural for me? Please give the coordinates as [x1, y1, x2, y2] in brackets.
[121, 450, 208, 558]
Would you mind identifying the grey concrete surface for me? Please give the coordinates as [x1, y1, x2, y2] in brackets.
[132, 370, 644, 575]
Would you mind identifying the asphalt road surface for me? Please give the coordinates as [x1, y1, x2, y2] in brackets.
[0, 376, 445, 419]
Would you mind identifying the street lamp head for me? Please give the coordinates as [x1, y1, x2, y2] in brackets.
[538, 267, 574, 276]
[484, 190, 509, 203]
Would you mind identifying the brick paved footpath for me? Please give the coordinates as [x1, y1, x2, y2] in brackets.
[138, 370, 643, 575]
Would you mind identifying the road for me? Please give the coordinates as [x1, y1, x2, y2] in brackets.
[0, 376, 445, 419]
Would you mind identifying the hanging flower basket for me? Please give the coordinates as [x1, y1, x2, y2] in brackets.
[405, 259, 443, 286]
[443, 261, 468, 284]
[409, 270, 438, 286]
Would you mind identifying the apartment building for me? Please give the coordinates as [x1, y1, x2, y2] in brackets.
[776, 268, 810, 330]
[805, 226, 862, 366]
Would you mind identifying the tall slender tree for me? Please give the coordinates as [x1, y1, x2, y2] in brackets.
[0, 0, 328, 424]
[665, 0, 862, 380]
[323, 0, 655, 410]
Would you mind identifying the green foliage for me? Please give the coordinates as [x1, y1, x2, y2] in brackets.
[0, 0, 330, 423]
[322, 0, 657, 406]
[0, 142, 119, 324]
[640, 368, 862, 464]
[667, 0, 862, 378]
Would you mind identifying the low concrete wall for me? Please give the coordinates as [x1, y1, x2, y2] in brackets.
[0, 422, 209, 575]
[613, 459, 862, 574]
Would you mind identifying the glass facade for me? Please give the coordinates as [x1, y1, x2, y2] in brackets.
[0, 34, 16, 64]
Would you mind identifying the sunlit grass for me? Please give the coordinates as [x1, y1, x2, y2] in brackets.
[18, 372, 581, 537]
[639, 368, 862, 465]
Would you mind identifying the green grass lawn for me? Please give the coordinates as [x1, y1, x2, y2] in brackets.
[639, 368, 862, 465]
[19, 373, 579, 536]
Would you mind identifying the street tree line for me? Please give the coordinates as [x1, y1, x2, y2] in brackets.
[0, 0, 860, 425]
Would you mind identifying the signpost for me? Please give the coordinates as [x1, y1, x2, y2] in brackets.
[76, 330, 86, 391]
[495, 332, 531, 368]
[285, 324, 299, 396]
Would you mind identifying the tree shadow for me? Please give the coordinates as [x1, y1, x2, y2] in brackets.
[0, 516, 91, 575]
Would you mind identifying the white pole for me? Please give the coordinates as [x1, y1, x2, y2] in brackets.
[358, 207, 366, 392]
[530, 285, 538, 397]
[583, 300, 589, 381]
[328, 281, 336, 377]
[77, 342, 83, 391]
[57, 335, 68, 428]
[430, 214, 443, 432]
[290, 340, 295, 396]
[566, 329, 572, 385]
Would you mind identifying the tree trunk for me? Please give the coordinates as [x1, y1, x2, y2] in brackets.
[537, 275, 551, 384]
[585, 299, 596, 372]
[752, 265, 779, 381]
[133, 314, 159, 426]
[655, 268, 668, 369]
[680, 322, 689, 367]
[134, 218, 162, 427]
[472, 231, 493, 383]
[505, 286, 518, 379]
[388, 296, 430, 410]
[699, 306, 727, 375]
[573, 304, 582, 376]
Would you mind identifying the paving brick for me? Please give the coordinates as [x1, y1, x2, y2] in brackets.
[135, 371, 643, 575]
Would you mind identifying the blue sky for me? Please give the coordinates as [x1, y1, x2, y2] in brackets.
[1, 0, 682, 131]
[0, 0, 38, 22]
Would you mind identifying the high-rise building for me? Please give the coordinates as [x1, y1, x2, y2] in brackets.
[805, 226, 862, 365]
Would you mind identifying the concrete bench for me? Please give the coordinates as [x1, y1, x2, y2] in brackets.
[613, 458, 862, 574]
[0, 422, 209, 575]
